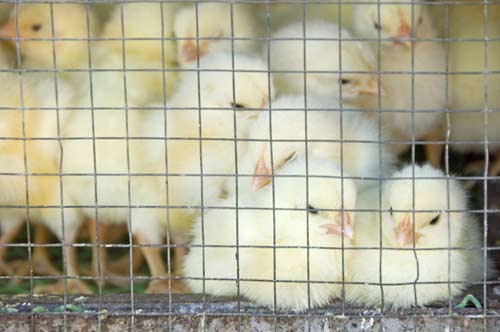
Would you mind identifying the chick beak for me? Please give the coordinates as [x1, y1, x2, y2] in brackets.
[0, 19, 17, 41]
[251, 154, 271, 191]
[181, 41, 207, 63]
[396, 214, 414, 247]
[393, 21, 412, 48]
[321, 211, 354, 240]
[359, 78, 386, 97]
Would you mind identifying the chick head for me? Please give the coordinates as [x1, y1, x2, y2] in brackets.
[247, 95, 342, 192]
[174, 3, 258, 65]
[387, 164, 468, 248]
[0, 3, 98, 68]
[264, 155, 357, 240]
[192, 51, 273, 120]
[352, 1, 432, 48]
[273, 21, 383, 101]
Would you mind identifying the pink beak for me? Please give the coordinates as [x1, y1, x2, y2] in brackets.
[0, 19, 18, 41]
[251, 154, 272, 191]
[321, 211, 354, 240]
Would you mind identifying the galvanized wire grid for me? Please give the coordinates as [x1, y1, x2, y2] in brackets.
[0, 0, 498, 331]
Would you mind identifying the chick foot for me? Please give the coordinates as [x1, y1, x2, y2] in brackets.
[107, 246, 145, 275]
[34, 279, 93, 295]
[145, 278, 189, 294]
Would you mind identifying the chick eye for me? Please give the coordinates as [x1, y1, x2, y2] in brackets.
[374, 22, 382, 31]
[32, 24, 42, 32]
[339, 78, 351, 85]
[230, 102, 245, 109]
[389, 206, 394, 216]
[307, 204, 319, 215]
[429, 215, 440, 225]
[283, 151, 297, 165]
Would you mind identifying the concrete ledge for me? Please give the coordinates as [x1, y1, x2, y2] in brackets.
[1, 286, 500, 332]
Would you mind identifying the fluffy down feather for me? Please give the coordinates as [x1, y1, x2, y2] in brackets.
[184, 155, 357, 311]
[346, 164, 494, 308]
[267, 20, 381, 106]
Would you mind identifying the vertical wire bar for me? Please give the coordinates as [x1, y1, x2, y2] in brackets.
[158, 2, 174, 331]
[227, 2, 242, 330]
[409, 3, 420, 332]
[375, 0, 386, 321]
[262, 1, 278, 329]
[83, 0, 102, 319]
[47, 3, 70, 329]
[443, 0, 453, 319]
[299, 1, 312, 330]
[11, 2, 35, 328]
[117, 3, 135, 331]
[193, 3, 207, 331]
[481, 0, 490, 325]
[335, 2, 347, 330]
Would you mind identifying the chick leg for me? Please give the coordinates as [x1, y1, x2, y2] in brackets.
[136, 233, 186, 294]
[173, 245, 187, 276]
[489, 153, 500, 176]
[0, 220, 24, 276]
[107, 244, 145, 275]
[31, 225, 61, 276]
[34, 245, 93, 295]
[424, 131, 444, 168]
[87, 218, 107, 287]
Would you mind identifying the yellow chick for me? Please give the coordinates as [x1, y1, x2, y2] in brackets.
[0, 3, 99, 69]
[174, 2, 263, 65]
[184, 155, 357, 311]
[347, 164, 494, 308]
[448, 3, 500, 175]
[61, 51, 273, 293]
[351, 0, 446, 166]
[0, 72, 90, 293]
[245, 95, 395, 192]
[101, 2, 180, 66]
[267, 20, 382, 106]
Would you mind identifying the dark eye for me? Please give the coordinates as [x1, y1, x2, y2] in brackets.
[374, 22, 382, 31]
[389, 206, 393, 216]
[429, 215, 440, 225]
[339, 78, 351, 85]
[307, 204, 318, 215]
[230, 102, 245, 109]
[283, 151, 297, 165]
[32, 24, 42, 32]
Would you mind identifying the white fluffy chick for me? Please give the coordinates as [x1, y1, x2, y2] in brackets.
[245, 95, 395, 192]
[352, 1, 446, 164]
[62, 51, 273, 293]
[347, 164, 493, 308]
[267, 20, 381, 106]
[0, 72, 89, 293]
[174, 2, 263, 65]
[184, 155, 357, 311]
[101, 2, 180, 66]
[448, 4, 500, 175]
[0, 3, 99, 69]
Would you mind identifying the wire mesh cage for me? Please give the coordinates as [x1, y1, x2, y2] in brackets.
[0, 0, 499, 331]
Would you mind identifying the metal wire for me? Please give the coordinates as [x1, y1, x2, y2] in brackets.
[0, 1, 498, 331]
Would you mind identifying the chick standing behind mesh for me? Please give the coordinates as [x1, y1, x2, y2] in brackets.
[174, 2, 263, 65]
[266, 20, 382, 106]
[0, 73, 91, 293]
[447, 3, 500, 175]
[346, 164, 494, 308]
[351, 0, 446, 166]
[244, 95, 395, 192]
[61, 51, 273, 293]
[184, 155, 357, 311]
